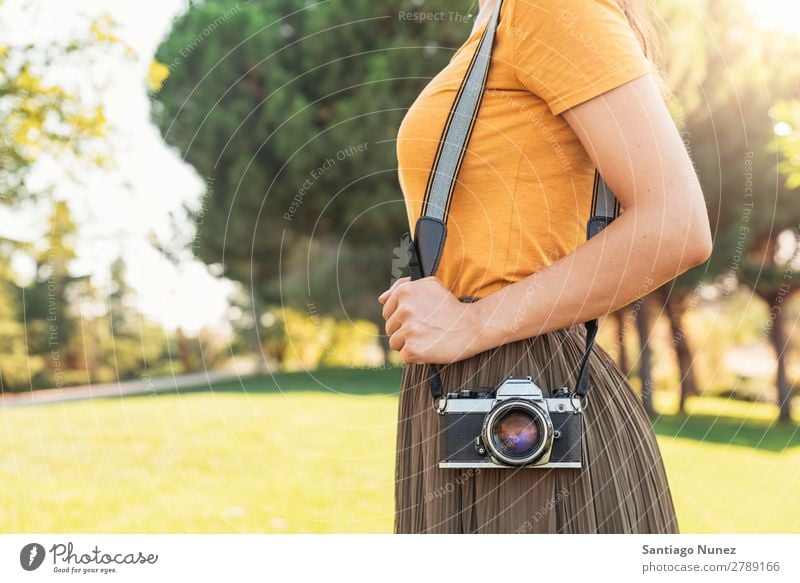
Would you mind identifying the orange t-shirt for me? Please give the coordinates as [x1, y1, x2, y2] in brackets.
[396, 0, 651, 299]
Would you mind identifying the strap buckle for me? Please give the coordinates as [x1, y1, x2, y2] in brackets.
[571, 394, 589, 413]
[434, 397, 447, 415]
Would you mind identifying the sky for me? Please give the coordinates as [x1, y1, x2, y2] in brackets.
[1, 0, 798, 334]
[748, 0, 800, 33]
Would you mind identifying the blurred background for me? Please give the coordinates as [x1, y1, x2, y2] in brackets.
[0, 0, 799, 533]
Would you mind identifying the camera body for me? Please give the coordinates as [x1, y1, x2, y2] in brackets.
[437, 376, 583, 469]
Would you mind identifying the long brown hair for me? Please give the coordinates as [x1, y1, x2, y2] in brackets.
[614, 0, 660, 64]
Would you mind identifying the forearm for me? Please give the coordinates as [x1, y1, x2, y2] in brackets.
[471, 206, 707, 352]
[380, 75, 713, 366]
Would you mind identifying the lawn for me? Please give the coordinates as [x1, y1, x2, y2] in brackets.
[1, 368, 798, 533]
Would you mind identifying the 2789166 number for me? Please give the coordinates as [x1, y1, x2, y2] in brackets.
[729, 561, 781, 572]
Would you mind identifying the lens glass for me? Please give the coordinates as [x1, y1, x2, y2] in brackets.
[490, 408, 541, 459]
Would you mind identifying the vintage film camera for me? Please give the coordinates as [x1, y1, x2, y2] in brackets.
[437, 376, 584, 469]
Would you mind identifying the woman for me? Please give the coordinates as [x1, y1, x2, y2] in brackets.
[379, 0, 712, 534]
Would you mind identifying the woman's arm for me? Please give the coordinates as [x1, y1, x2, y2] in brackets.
[379, 73, 712, 365]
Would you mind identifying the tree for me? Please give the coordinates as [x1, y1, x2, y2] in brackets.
[610, 309, 630, 375]
[152, 0, 475, 356]
[21, 200, 81, 387]
[0, 238, 42, 391]
[653, 0, 800, 420]
[729, 36, 800, 423]
[633, 295, 656, 417]
[773, 100, 800, 189]
[755, 99, 800, 422]
[0, 4, 118, 204]
[658, 286, 699, 411]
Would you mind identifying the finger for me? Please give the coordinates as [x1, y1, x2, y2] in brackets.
[378, 276, 410, 304]
[378, 279, 407, 305]
[389, 327, 406, 352]
[399, 343, 423, 364]
[381, 279, 412, 321]
[384, 307, 406, 337]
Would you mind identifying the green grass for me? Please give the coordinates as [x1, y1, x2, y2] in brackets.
[1, 368, 798, 533]
[652, 394, 800, 533]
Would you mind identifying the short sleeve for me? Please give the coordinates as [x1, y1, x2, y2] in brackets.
[509, 0, 652, 115]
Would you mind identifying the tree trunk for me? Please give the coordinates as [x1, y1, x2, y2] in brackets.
[765, 295, 794, 423]
[633, 294, 656, 418]
[612, 309, 629, 375]
[661, 288, 699, 413]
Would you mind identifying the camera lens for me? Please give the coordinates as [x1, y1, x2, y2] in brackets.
[482, 400, 552, 466]
[491, 409, 541, 458]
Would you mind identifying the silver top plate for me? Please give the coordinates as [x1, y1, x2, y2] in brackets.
[441, 394, 581, 414]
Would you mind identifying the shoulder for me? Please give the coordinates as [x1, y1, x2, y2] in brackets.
[505, 0, 640, 52]
[508, 0, 632, 29]
[504, 0, 651, 115]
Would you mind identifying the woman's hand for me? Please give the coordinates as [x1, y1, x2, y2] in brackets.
[378, 276, 486, 364]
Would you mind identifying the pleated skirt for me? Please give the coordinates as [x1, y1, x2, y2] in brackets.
[393, 324, 679, 534]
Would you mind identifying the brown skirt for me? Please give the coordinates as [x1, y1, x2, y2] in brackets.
[393, 324, 679, 534]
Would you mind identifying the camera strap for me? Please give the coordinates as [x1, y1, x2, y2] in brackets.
[405, 0, 619, 402]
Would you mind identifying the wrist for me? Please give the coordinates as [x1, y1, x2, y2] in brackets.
[469, 293, 511, 353]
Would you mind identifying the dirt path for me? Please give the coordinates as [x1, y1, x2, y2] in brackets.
[0, 370, 244, 407]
